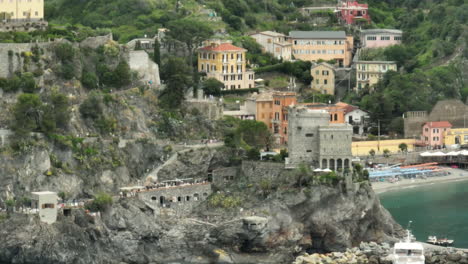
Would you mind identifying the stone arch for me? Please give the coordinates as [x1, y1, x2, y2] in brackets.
[344, 159, 350, 169]
[337, 159, 343, 170]
[177, 196, 182, 202]
[322, 159, 328, 169]
[329, 159, 335, 170]
[194, 193, 200, 201]
[160, 196, 165, 205]
[186, 196, 191, 202]
[151, 196, 157, 201]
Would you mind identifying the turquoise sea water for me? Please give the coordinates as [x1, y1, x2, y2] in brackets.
[379, 180, 468, 248]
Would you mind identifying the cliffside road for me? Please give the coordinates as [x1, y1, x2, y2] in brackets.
[145, 141, 224, 184]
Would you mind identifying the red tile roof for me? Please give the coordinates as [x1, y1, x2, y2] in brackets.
[198, 43, 246, 52]
[425, 121, 452, 128]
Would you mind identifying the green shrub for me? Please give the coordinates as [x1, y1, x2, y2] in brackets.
[86, 192, 113, 212]
[80, 93, 102, 120]
[54, 43, 75, 62]
[81, 71, 98, 89]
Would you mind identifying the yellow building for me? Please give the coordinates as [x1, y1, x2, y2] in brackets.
[197, 41, 255, 90]
[355, 61, 397, 91]
[352, 139, 416, 156]
[444, 128, 468, 146]
[0, 0, 44, 21]
[311, 62, 335, 95]
[289, 31, 354, 67]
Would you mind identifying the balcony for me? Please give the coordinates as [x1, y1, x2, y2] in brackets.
[271, 118, 281, 124]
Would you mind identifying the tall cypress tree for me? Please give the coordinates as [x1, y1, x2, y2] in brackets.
[154, 39, 161, 66]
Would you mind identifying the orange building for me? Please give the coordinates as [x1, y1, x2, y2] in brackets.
[301, 103, 346, 123]
[253, 91, 297, 145]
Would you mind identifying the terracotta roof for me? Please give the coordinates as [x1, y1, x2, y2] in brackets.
[335, 102, 357, 114]
[198, 43, 246, 52]
[424, 121, 452, 128]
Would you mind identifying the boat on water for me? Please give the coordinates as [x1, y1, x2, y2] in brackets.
[427, 236, 455, 246]
[391, 223, 425, 264]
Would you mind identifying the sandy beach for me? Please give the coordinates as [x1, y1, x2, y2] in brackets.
[372, 168, 468, 194]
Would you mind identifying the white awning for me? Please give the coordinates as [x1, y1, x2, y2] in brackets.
[313, 168, 323, 172]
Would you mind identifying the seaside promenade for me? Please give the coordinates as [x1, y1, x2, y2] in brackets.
[372, 168, 468, 194]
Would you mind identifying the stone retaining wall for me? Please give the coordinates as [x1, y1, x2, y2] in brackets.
[138, 183, 212, 215]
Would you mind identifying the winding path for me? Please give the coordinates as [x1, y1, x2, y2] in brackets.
[144, 142, 224, 184]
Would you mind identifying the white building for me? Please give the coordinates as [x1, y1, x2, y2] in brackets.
[345, 108, 369, 135]
[31, 191, 58, 224]
[250, 31, 292, 61]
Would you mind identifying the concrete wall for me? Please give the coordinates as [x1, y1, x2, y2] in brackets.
[212, 167, 240, 188]
[403, 111, 428, 139]
[351, 139, 416, 156]
[138, 183, 212, 215]
[240, 161, 285, 182]
[128, 50, 161, 87]
[0, 41, 51, 78]
[186, 100, 223, 120]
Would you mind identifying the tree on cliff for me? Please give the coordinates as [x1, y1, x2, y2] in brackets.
[159, 57, 193, 109]
[202, 78, 223, 97]
[12, 92, 70, 137]
[154, 39, 161, 67]
[167, 18, 213, 66]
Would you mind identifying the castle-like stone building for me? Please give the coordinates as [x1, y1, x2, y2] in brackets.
[287, 106, 353, 170]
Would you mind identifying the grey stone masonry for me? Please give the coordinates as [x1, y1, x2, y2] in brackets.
[287, 106, 353, 170]
[138, 183, 212, 215]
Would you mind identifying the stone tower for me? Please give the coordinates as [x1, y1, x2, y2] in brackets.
[287, 105, 353, 171]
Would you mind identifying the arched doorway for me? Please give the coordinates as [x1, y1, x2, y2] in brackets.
[337, 159, 343, 170]
[329, 159, 335, 170]
[322, 159, 328, 169]
[344, 159, 350, 169]
[159, 196, 165, 205]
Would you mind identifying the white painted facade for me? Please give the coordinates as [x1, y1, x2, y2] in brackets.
[345, 108, 369, 135]
[250, 31, 292, 61]
[31, 191, 58, 224]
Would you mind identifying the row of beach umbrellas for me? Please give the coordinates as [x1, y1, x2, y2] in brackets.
[420, 150, 468, 157]
[313, 168, 333, 172]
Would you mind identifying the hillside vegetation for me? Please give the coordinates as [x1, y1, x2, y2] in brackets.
[0, 0, 466, 137]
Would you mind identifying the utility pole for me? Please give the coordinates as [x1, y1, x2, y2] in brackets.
[378, 119, 381, 152]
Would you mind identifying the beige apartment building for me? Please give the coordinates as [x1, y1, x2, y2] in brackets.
[311, 62, 335, 95]
[0, 0, 44, 21]
[250, 31, 292, 61]
[289, 31, 354, 67]
[355, 61, 397, 91]
[197, 41, 255, 90]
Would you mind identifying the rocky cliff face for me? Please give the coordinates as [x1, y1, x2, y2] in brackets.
[0, 173, 403, 264]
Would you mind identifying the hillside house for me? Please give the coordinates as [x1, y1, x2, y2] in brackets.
[250, 31, 292, 61]
[289, 31, 354, 67]
[197, 41, 255, 90]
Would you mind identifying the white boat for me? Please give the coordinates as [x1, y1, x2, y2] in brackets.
[427, 236, 454, 246]
[391, 230, 425, 264]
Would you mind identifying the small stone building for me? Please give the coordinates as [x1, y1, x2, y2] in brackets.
[138, 181, 212, 215]
[31, 191, 58, 224]
[287, 106, 353, 170]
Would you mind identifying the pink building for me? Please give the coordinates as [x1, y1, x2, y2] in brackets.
[421, 121, 452, 148]
[361, 29, 403, 48]
[337, 1, 371, 25]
